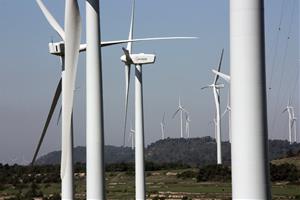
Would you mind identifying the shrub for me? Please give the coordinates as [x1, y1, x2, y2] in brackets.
[270, 163, 299, 182]
[177, 170, 197, 179]
[197, 165, 231, 182]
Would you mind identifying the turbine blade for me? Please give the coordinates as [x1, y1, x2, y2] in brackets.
[122, 0, 135, 145]
[185, 112, 189, 120]
[31, 78, 62, 165]
[291, 119, 295, 127]
[122, 47, 133, 64]
[61, 0, 81, 179]
[78, 37, 198, 52]
[282, 108, 288, 113]
[212, 69, 230, 82]
[201, 85, 210, 90]
[127, 36, 198, 42]
[56, 106, 62, 126]
[127, 0, 135, 53]
[214, 48, 224, 84]
[221, 109, 228, 119]
[36, 0, 65, 40]
[123, 64, 131, 146]
[172, 109, 180, 119]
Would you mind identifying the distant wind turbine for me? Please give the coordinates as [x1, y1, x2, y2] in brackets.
[282, 99, 297, 144]
[128, 124, 135, 150]
[173, 97, 187, 138]
[161, 112, 166, 140]
[212, 70, 231, 143]
[185, 112, 191, 138]
[221, 92, 232, 143]
[201, 49, 225, 165]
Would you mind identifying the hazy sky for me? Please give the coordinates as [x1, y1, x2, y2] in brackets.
[0, 0, 298, 165]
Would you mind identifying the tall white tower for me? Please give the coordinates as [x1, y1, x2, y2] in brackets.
[230, 0, 271, 199]
[86, 0, 106, 199]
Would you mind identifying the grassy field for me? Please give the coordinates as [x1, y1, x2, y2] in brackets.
[0, 169, 299, 199]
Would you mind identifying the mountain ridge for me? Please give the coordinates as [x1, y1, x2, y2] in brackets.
[36, 137, 300, 167]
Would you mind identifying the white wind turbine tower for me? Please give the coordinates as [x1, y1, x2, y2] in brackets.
[161, 112, 166, 140]
[202, 49, 225, 165]
[185, 111, 191, 138]
[292, 112, 297, 143]
[230, 0, 271, 197]
[282, 99, 297, 144]
[121, 48, 156, 200]
[173, 97, 187, 138]
[212, 70, 231, 143]
[209, 118, 218, 140]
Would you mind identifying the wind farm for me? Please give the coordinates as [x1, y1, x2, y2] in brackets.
[0, 0, 299, 200]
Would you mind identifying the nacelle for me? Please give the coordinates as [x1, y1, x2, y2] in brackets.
[48, 42, 65, 56]
[215, 83, 225, 89]
[121, 53, 156, 65]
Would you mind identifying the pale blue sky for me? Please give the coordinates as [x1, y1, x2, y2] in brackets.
[0, 0, 298, 164]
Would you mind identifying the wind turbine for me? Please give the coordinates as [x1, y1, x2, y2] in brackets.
[202, 49, 224, 165]
[128, 125, 135, 150]
[32, 0, 82, 199]
[185, 112, 191, 138]
[283, 99, 297, 144]
[173, 97, 187, 138]
[121, 0, 198, 146]
[161, 112, 166, 140]
[212, 70, 231, 143]
[121, 47, 156, 200]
